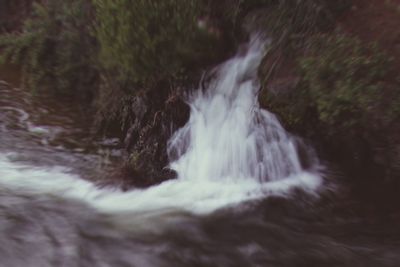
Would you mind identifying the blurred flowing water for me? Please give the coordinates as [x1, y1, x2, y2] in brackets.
[0, 39, 400, 267]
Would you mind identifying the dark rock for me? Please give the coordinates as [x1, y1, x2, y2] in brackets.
[119, 85, 190, 189]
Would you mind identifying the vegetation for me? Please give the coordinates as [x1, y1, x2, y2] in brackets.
[262, 34, 398, 133]
[93, 0, 224, 89]
[301, 35, 393, 131]
[0, 0, 97, 99]
[0, 0, 351, 103]
[262, 32, 400, 187]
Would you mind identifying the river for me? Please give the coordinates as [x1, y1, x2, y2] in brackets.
[0, 38, 400, 267]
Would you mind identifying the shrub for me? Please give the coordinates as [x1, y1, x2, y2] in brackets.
[92, 0, 221, 91]
[0, 0, 97, 100]
[299, 34, 392, 132]
[261, 34, 399, 137]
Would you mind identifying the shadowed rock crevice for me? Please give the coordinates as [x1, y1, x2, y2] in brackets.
[115, 84, 190, 189]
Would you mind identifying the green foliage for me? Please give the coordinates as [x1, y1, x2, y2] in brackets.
[261, 34, 398, 136]
[300, 34, 392, 131]
[0, 0, 97, 99]
[93, 0, 220, 90]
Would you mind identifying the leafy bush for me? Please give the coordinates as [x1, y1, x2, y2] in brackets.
[300, 34, 391, 131]
[0, 0, 97, 99]
[93, 0, 221, 90]
[261, 34, 398, 136]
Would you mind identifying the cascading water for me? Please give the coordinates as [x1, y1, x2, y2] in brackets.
[0, 36, 321, 217]
[168, 37, 311, 184]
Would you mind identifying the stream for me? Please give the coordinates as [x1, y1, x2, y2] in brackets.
[0, 38, 400, 267]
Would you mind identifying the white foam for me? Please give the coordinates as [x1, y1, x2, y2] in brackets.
[167, 35, 322, 204]
[0, 153, 320, 216]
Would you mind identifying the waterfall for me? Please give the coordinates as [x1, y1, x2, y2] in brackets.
[0, 36, 321, 216]
[168, 36, 317, 185]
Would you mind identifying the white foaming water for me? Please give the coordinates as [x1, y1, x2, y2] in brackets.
[0, 37, 321, 216]
[169, 37, 306, 183]
[0, 153, 319, 216]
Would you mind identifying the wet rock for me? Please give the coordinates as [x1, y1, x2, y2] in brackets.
[119, 85, 190, 189]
